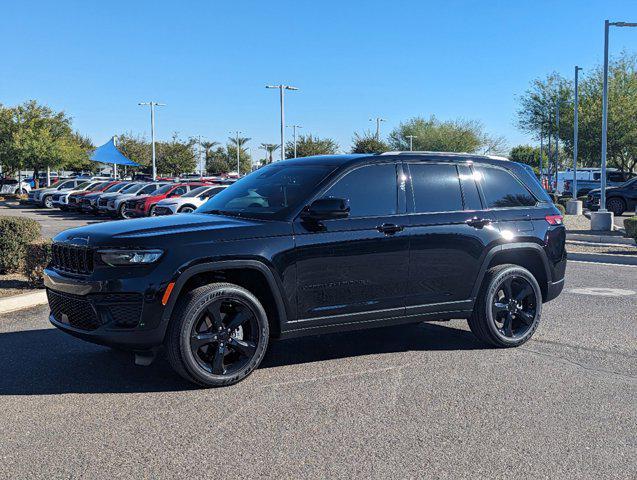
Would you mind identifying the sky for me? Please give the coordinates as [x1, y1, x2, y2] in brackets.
[2, 0, 636, 161]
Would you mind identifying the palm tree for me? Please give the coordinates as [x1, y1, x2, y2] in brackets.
[200, 140, 219, 160]
[259, 143, 279, 164]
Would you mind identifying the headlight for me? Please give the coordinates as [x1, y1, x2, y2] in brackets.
[98, 249, 163, 266]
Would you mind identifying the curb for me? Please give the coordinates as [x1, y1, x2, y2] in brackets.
[569, 252, 637, 266]
[566, 233, 635, 246]
[0, 290, 47, 315]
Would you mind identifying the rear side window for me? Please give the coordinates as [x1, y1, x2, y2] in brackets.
[140, 184, 157, 194]
[457, 165, 483, 211]
[323, 164, 397, 217]
[409, 163, 463, 213]
[476, 167, 536, 208]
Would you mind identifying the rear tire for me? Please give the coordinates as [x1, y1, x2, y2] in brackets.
[166, 283, 269, 387]
[468, 264, 542, 347]
[606, 197, 625, 216]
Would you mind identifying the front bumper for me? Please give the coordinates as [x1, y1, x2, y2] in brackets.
[44, 268, 170, 350]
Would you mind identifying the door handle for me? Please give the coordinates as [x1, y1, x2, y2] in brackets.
[465, 217, 491, 229]
[377, 223, 404, 235]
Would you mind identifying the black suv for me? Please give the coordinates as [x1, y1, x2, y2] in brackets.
[45, 153, 566, 387]
[585, 177, 637, 215]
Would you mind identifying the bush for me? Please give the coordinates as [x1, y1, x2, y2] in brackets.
[624, 217, 637, 243]
[24, 239, 52, 287]
[0, 217, 41, 273]
[557, 197, 570, 208]
[548, 193, 559, 204]
[555, 203, 566, 216]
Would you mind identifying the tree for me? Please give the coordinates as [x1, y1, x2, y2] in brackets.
[286, 134, 338, 158]
[116, 133, 151, 171]
[156, 134, 197, 176]
[509, 145, 550, 173]
[205, 140, 252, 174]
[388, 116, 497, 154]
[516, 53, 637, 173]
[260, 143, 279, 165]
[351, 131, 390, 153]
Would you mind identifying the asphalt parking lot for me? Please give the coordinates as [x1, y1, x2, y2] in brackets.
[0, 202, 102, 238]
[0, 261, 635, 479]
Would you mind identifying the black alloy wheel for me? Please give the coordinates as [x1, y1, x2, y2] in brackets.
[468, 264, 542, 347]
[606, 198, 625, 216]
[166, 283, 269, 387]
[490, 275, 537, 340]
[189, 297, 259, 375]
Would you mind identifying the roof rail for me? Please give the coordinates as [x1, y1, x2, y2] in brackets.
[379, 151, 509, 161]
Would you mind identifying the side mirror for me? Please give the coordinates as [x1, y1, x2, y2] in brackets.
[302, 197, 350, 221]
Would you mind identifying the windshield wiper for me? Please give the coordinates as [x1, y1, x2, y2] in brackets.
[202, 209, 243, 217]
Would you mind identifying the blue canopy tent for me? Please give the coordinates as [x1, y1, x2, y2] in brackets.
[90, 137, 140, 178]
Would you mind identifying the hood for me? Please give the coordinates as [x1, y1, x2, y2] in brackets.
[53, 213, 292, 247]
[99, 192, 123, 200]
[587, 186, 618, 196]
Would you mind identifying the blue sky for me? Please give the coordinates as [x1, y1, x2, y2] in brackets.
[2, 0, 636, 159]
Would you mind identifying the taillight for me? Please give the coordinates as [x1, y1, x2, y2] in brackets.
[545, 215, 563, 225]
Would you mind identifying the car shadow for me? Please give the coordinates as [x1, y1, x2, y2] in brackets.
[0, 322, 484, 396]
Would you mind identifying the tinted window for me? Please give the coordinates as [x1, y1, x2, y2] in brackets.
[140, 184, 158, 194]
[476, 167, 536, 208]
[409, 163, 463, 213]
[457, 165, 483, 210]
[322, 164, 397, 217]
[171, 186, 188, 196]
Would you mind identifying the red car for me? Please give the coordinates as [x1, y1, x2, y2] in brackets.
[122, 183, 207, 217]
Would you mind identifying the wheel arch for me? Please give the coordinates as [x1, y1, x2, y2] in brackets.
[161, 260, 289, 338]
[178, 204, 197, 212]
[472, 243, 551, 302]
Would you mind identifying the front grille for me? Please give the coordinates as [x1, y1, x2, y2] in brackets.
[47, 290, 143, 331]
[48, 290, 102, 330]
[51, 243, 94, 274]
[153, 206, 173, 216]
[52, 194, 61, 201]
[124, 199, 137, 209]
[98, 198, 109, 207]
[68, 196, 78, 205]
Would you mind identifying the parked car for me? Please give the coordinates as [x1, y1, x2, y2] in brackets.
[28, 179, 86, 208]
[0, 177, 31, 195]
[25, 172, 60, 188]
[560, 168, 634, 196]
[79, 181, 132, 214]
[52, 181, 105, 210]
[100, 182, 169, 218]
[152, 185, 228, 215]
[122, 183, 205, 218]
[585, 177, 637, 215]
[67, 182, 111, 211]
[45, 152, 566, 387]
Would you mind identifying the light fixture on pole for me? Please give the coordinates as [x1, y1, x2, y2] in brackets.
[266, 85, 299, 161]
[599, 20, 637, 215]
[138, 101, 165, 181]
[405, 135, 417, 152]
[286, 124, 302, 158]
[369, 117, 386, 140]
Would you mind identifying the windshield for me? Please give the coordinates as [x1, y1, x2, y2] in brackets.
[104, 182, 128, 193]
[154, 184, 175, 195]
[120, 183, 141, 193]
[182, 186, 210, 198]
[76, 182, 91, 189]
[196, 164, 335, 219]
[88, 182, 107, 191]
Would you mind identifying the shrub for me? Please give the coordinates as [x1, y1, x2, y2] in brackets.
[557, 197, 570, 208]
[624, 217, 637, 243]
[555, 203, 566, 216]
[24, 239, 52, 287]
[548, 193, 559, 204]
[0, 217, 41, 273]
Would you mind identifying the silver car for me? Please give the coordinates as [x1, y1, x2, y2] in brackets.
[102, 182, 169, 218]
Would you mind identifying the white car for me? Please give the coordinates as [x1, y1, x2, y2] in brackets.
[28, 179, 86, 208]
[102, 182, 169, 218]
[0, 178, 31, 195]
[152, 185, 227, 215]
[51, 181, 104, 210]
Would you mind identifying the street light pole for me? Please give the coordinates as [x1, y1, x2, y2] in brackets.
[405, 135, 417, 152]
[592, 20, 637, 229]
[266, 85, 299, 160]
[230, 130, 242, 176]
[369, 117, 386, 140]
[555, 104, 560, 192]
[573, 66, 582, 199]
[139, 101, 165, 181]
[286, 124, 302, 158]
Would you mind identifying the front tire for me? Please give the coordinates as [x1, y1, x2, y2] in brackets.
[178, 205, 195, 213]
[166, 283, 269, 387]
[468, 264, 542, 347]
[43, 195, 53, 209]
